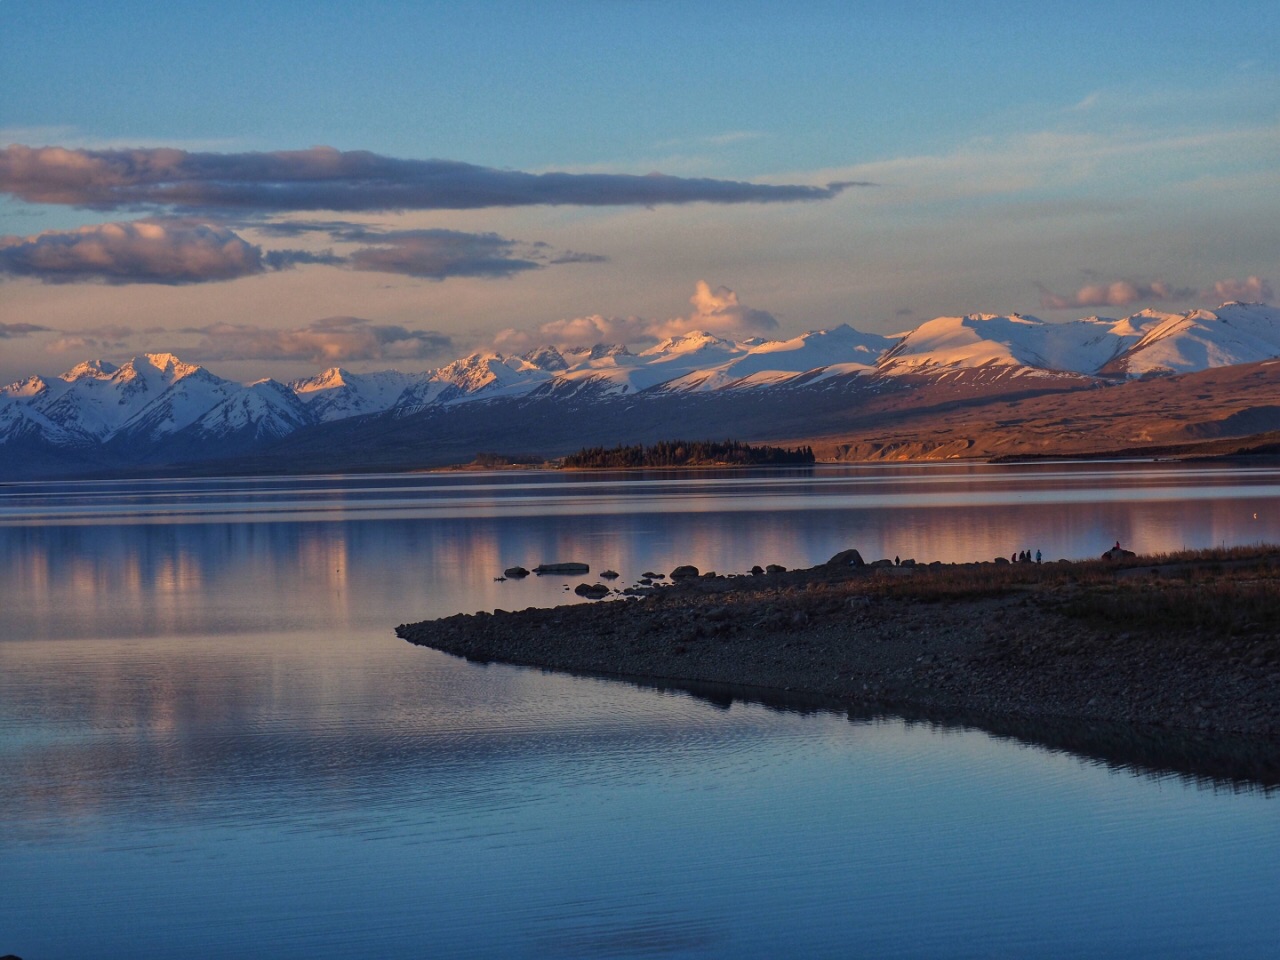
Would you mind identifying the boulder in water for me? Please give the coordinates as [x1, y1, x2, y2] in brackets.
[534, 562, 590, 575]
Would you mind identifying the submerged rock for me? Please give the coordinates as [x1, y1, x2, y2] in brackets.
[535, 562, 590, 575]
[600, 570, 620, 580]
[504, 566, 530, 578]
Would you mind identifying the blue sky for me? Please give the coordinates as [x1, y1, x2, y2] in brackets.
[2, 0, 1277, 383]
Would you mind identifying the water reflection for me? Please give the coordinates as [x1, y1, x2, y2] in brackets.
[4, 465, 1280, 958]
[5, 463, 1280, 643]
[611, 674, 1280, 792]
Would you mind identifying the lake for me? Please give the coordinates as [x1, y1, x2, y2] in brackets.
[3, 461, 1279, 959]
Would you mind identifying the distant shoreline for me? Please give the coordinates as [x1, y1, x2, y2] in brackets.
[398, 548, 1280, 741]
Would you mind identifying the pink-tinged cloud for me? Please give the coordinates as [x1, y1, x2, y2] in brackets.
[0, 144, 856, 213]
[1037, 279, 1192, 310]
[0, 218, 590, 285]
[1208, 276, 1273, 303]
[181, 316, 454, 363]
[0, 219, 331, 285]
[45, 323, 138, 354]
[650, 281, 779, 339]
[492, 281, 779, 352]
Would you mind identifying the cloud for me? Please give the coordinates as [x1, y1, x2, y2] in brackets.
[0, 217, 600, 285]
[274, 223, 608, 280]
[0, 321, 51, 338]
[343, 228, 545, 280]
[1207, 275, 1273, 303]
[1036, 278, 1194, 310]
[650, 281, 780, 339]
[44, 323, 139, 354]
[0, 145, 855, 214]
[492, 281, 779, 352]
[0, 219, 330, 285]
[181, 316, 455, 364]
[493, 314, 654, 353]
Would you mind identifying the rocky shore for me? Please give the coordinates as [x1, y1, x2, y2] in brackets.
[398, 548, 1280, 744]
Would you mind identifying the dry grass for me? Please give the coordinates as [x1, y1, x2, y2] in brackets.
[1059, 574, 1280, 636]
[829, 546, 1280, 641]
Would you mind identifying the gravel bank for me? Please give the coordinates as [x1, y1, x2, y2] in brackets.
[398, 553, 1280, 740]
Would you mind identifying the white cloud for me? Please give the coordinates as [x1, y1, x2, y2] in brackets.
[1208, 275, 1273, 303]
[491, 281, 778, 352]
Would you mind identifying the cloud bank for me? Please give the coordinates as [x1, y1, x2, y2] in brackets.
[1208, 276, 1273, 303]
[181, 316, 455, 363]
[1038, 275, 1273, 310]
[0, 145, 854, 213]
[493, 281, 779, 352]
[342, 228, 547, 280]
[0, 219, 602, 285]
[44, 323, 143, 354]
[1037, 279, 1192, 310]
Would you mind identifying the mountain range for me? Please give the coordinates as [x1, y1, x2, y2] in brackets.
[4, 301, 1279, 479]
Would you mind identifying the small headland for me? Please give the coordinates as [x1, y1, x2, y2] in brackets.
[398, 546, 1280, 743]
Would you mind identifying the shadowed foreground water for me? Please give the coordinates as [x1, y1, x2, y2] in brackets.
[3, 464, 1280, 958]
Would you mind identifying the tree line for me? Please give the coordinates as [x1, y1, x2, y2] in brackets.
[562, 439, 816, 468]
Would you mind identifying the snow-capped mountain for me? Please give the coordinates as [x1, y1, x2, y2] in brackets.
[1107, 302, 1280, 377]
[877, 303, 1280, 379]
[2, 301, 1276, 478]
[179, 379, 316, 448]
[10, 353, 213, 443]
[290, 367, 426, 422]
[879, 312, 1151, 378]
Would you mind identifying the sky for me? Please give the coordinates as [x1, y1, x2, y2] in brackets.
[1, 0, 1277, 385]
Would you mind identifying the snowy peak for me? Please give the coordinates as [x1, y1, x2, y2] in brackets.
[1, 375, 51, 399]
[60, 359, 119, 382]
[521, 346, 569, 371]
[1115, 301, 1280, 376]
[561, 343, 632, 363]
[190, 379, 314, 441]
[879, 314, 1054, 372]
[641, 331, 736, 358]
[432, 353, 543, 394]
[292, 366, 353, 393]
[141, 352, 202, 381]
[289, 366, 423, 422]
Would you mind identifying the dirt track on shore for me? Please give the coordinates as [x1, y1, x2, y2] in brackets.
[398, 553, 1280, 740]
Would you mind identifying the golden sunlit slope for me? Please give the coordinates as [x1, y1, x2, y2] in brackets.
[808, 359, 1280, 461]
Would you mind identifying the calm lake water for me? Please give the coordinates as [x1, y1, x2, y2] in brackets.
[3, 462, 1280, 959]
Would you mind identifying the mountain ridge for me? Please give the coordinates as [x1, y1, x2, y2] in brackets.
[3, 300, 1277, 479]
